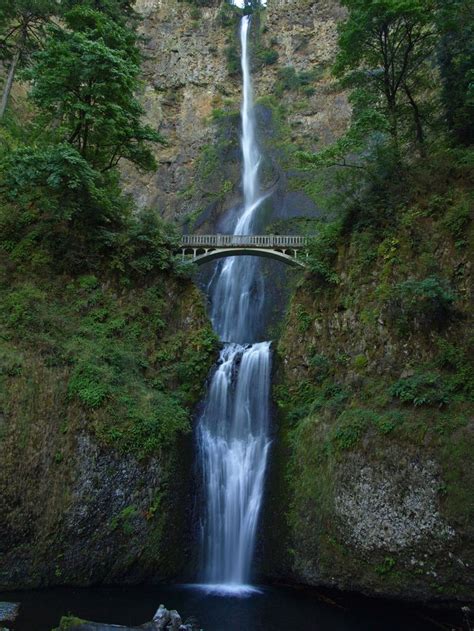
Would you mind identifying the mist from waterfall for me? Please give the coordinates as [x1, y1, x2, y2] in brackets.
[197, 15, 272, 593]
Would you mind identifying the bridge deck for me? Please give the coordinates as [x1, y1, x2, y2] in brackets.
[179, 234, 309, 268]
[181, 235, 308, 248]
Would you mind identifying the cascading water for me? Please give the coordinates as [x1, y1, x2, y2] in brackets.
[197, 15, 272, 593]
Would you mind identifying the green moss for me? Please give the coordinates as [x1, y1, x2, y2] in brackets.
[0, 271, 217, 459]
[375, 556, 396, 575]
[353, 354, 368, 370]
[110, 505, 139, 535]
[441, 194, 472, 247]
[52, 616, 86, 631]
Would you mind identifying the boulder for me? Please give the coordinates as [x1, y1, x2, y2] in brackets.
[0, 602, 19, 624]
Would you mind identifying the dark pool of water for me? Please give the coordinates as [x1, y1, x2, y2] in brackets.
[0, 583, 456, 631]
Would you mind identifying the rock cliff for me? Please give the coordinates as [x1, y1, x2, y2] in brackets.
[122, 0, 350, 228]
[264, 190, 474, 603]
[0, 275, 217, 589]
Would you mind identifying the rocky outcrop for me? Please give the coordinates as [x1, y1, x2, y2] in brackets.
[0, 602, 19, 626]
[122, 0, 350, 225]
[0, 278, 216, 590]
[264, 202, 474, 603]
[54, 604, 200, 631]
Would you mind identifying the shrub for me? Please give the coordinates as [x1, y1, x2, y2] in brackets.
[390, 372, 451, 407]
[295, 304, 312, 333]
[218, 3, 241, 27]
[441, 196, 472, 247]
[305, 221, 341, 284]
[353, 354, 368, 370]
[329, 408, 375, 450]
[68, 363, 110, 408]
[257, 47, 278, 66]
[276, 378, 349, 426]
[275, 66, 318, 95]
[308, 352, 330, 382]
[225, 45, 240, 75]
[386, 276, 456, 333]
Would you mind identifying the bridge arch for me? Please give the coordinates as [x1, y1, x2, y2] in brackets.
[178, 234, 309, 268]
[182, 246, 306, 268]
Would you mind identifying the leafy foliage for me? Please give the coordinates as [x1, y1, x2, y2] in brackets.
[26, 7, 163, 171]
[0, 272, 218, 456]
[256, 46, 278, 66]
[390, 340, 474, 407]
[0, 0, 174, 276]
[275, 66, 318, 97]
[437, 0, 474, 145]
[0, 0, 59, 117]
[305, 221, 342, 284]
[386, 276, 456, 332]
[335, 0, 437, 153]
[0, 0, 216, 461]
[390, 371, 452, 406]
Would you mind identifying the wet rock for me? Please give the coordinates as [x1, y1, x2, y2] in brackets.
[55, 606, 200, 631]
[167, 610, 182, 630]
[152, 604, 171, 629]
[0, 602, 19, 623]
[334, 454, 455, 551]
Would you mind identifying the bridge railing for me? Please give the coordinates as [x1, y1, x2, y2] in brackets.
[181, 234, 308, 248]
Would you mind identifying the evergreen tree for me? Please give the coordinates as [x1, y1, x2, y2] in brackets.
[0, 0, 58, 118]
[437, 0, 474, 145]
[27, 7, 163, 172]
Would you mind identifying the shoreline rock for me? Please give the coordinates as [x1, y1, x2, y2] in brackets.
[54, 604, 201, 631]
[0, 602, 19, 624]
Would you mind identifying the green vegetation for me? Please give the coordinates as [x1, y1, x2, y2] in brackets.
[385, 276, 456, 333]
[275, 66, 319, 97]
[0, 0, 58, 118]
[273, 0, 474, 599]
[0, 269, 217, 457]
[0, 0, 218, 459]
[52, 616, 86, 631]
[0, 1, 169, 276]
[110, 505, 139, 534]
[256, 46, 278, 66]
[189, 105, 240, 212]
[305, 221, 342, 285]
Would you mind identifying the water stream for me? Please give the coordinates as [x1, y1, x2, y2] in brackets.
[197, 15, 271, 593]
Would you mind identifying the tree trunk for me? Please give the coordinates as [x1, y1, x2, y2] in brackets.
[0, 49, 21, 119]
[403, 83, 425, 156]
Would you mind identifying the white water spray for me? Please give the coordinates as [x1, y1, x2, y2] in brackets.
[197, 15, 271, 593]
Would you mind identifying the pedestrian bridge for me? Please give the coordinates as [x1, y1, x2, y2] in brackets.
[179, 235, 309, 268]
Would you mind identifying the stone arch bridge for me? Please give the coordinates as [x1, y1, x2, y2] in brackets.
[179, 235, 309, 268]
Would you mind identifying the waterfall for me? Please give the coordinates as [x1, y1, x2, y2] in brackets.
[197, 15, 272, 593]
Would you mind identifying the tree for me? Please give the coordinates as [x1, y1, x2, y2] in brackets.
[61, 0, 138, 24]
[0, 0, 58, 119]
[436, 0, 474, 145]
[335, 0, 437, 155]
[26, 7, 163, 172]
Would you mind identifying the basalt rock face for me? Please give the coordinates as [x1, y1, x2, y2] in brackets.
[122, 0, 350, 228]
[263, 209, 474, 603]
[0, 279, 216, 590]
[121, 0, 351, 339]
